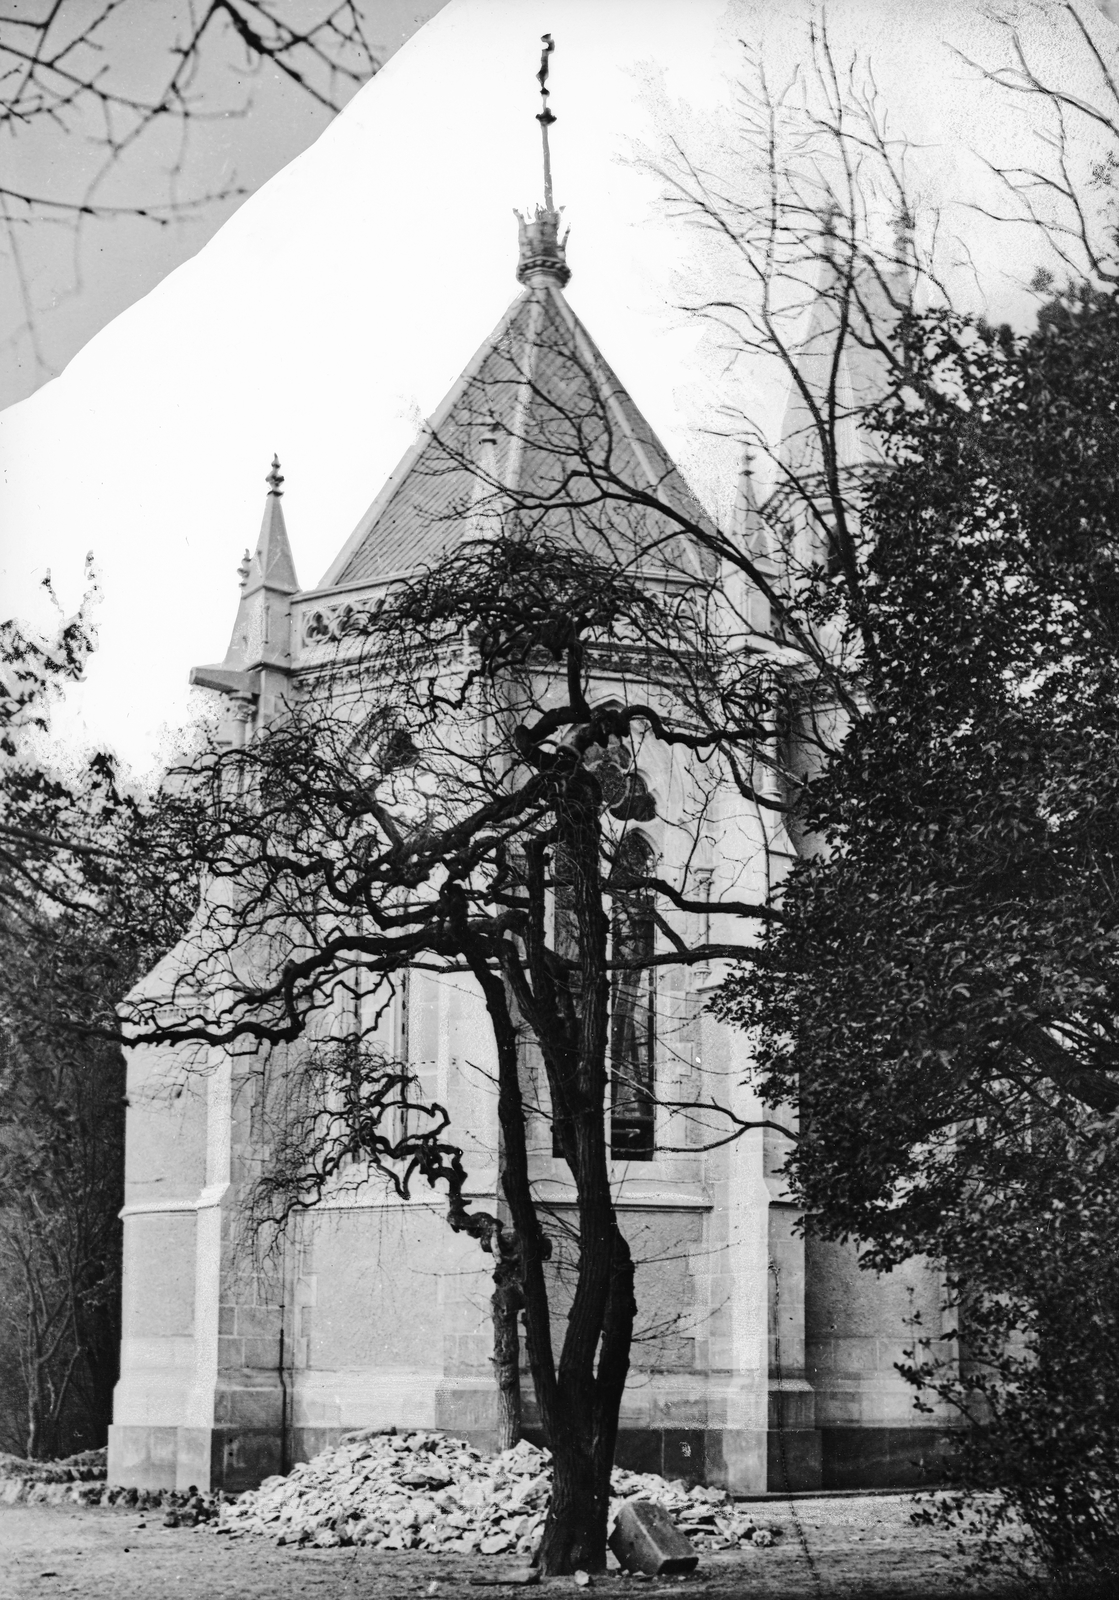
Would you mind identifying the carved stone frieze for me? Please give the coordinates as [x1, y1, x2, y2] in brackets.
[300, 596, 384, 646]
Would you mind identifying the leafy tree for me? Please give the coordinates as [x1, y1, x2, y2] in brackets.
[0, 596, 191, 1457]
[659, 12, 1119, 1577]
[716, 284, 1119, 1581]
[1, 578, 134, 924]
[0, 911, 126, 1460]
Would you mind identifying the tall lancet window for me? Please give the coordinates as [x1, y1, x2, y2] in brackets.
[549, 827, 658, 1161]
[550, 847, 580, 1160]
[609, 831, 656, 1160]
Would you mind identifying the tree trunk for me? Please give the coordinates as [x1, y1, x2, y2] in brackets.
[492, 1253, 523, 1453]
[536, 1224, 637, 1573]
[1020, 1022, 1119, 1113]
[529, 783, 637, 1574]
[464, 791, 639, 1576]
[538, 1423, 613, 1573]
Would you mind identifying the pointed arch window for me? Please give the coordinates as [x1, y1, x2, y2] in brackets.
[609, 831, 656, 1160]
[549, 739, 659, 1161]
[550, 847, 580, 1160]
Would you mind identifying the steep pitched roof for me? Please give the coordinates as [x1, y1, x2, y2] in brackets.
[319, 279, 716, 589]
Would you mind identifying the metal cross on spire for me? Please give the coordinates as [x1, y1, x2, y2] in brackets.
[536, 33, 556, 211]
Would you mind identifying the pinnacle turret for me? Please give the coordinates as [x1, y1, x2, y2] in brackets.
[190, 456, 300, 704]
[240, 454, 298, 604]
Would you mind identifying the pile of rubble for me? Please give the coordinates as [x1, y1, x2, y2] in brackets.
[0, 1449, 221, 1521]
[217, 1430, 779, 1555]
[0, 1430, 782, 1562]
[0, 1446, 109, 1503]
[610, 1468, 777, 1555]
[17, 1483, 222, 1521]
[0, 1446, 106, 1484]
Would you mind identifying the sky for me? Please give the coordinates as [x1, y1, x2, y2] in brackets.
[2, 0, 1118, 780]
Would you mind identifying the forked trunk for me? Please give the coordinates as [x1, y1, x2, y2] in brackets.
[467, 805, 638, 1577]
[537, 1427, 613, 1573]
[535, 1223, 636, 1574]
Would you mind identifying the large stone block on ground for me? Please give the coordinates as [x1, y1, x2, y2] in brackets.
[609, 1499, 698, 1576]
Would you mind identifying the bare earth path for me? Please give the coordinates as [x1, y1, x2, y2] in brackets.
[0, 1494, 1006, 1600]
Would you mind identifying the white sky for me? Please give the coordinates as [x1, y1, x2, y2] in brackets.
[1, 0, 1117, 779]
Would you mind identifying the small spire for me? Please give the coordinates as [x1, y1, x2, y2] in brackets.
[515, 33, 570, 287]
[192, 460, 300, 697]
[892, 207, 915, 294]
[820, 200, 841, 265]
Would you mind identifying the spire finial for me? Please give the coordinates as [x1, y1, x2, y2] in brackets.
[266, 454, 284, 495]
[515, 33, 570, 287]
[537, 33, 556, 212]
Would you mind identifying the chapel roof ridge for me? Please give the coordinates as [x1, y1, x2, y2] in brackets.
[313, 32, 716, 594]
[315, 276, 717, 592]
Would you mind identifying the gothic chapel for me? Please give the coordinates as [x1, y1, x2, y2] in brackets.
[109, 131, 953, 1498]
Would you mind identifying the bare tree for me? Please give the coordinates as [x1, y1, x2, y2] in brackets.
[127, 490, 795, 1573]
[1, 3, 380, 385]
[951, 0, 1119, 290]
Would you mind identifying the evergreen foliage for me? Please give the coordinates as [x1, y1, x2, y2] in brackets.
[716, 285, 1119, 1580]
[0, 598, 191, 1456]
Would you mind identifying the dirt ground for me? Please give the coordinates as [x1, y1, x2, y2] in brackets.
[0, 1492, 1009, 1600]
